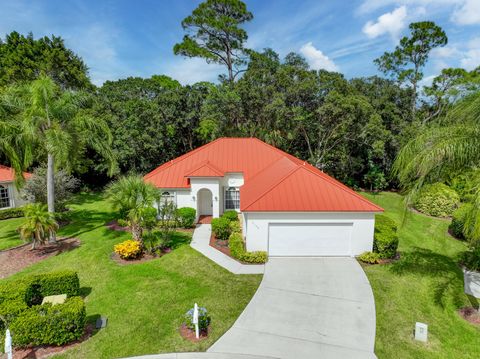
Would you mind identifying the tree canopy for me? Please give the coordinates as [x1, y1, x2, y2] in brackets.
[0, 31, 91, 89]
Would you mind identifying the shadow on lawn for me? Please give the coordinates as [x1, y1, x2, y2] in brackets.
[389, 247, 470, 308]
[60, 209, 114, 239]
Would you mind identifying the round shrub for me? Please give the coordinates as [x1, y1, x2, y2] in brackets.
[222, 210, 239, 222]
[449, 203, 473, 240]
[114, 240, 142, 259]
[211, 217, 232, 240]
[185, 306, 210, 331]
[358, 251, 380, 264]
[373, 215, 399, 259]
[176, 207, 196, 228]
[373, 228, 399, 259]
[413, 183, 460, 217]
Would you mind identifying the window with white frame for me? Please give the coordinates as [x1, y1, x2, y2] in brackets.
[0, 185, 10, 208]
[159, 191, 176, 207]
[225, 187, 240, 210]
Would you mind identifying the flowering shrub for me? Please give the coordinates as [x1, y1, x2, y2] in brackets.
[184, 306, 210, 331]
[114, 240, 142, 259]
[413, 183, 460, 217]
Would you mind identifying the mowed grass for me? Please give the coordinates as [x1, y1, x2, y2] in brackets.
[361, 192, 480, 359]
[0, 216, 25, 250]
[2, 193, 261, 358]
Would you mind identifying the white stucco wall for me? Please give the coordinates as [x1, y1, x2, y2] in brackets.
[190, 178, 220, 218]
[243, 211, 376, 256]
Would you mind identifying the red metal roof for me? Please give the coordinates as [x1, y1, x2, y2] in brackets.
[185, 161, 224, 177]
[0, 165, 31, 182]
[144, 138, 383, 212]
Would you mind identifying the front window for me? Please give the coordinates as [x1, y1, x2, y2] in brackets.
[0, 185, 10, 208]
[225, 187, 240, 210]
[159, 191, 176, 207]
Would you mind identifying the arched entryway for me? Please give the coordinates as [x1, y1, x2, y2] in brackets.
[197, 188, 213, 216]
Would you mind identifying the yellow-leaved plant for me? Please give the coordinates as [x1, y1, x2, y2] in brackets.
[114, 240, 142, 259]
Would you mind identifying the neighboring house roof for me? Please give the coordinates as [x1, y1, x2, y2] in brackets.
[144, 138, 383, 212]
[0, 165, 32, 182]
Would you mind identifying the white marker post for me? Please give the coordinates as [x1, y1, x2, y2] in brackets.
[193, 303, 199, 339]
[4, 329, 12, 359]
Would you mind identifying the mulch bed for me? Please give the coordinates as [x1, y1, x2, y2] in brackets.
[0, 238, 80, 279]
[110, 248, 172, 265]
[209, 234, 231, 256]
[179, 324, 209, 342]
[3, 324, 95, 359]
[458, 307, 480, 325]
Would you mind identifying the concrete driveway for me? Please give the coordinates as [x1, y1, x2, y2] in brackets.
[208, 257, 377, 359]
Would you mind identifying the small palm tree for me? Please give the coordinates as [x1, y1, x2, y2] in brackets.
[18, 203, 59, 250]
[106, 175, 159, 244]
[394, 92, 480, 239]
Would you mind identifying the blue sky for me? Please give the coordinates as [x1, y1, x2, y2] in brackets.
[2, 0, 479, 86]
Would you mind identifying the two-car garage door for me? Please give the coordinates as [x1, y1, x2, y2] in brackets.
[268, 223, 353, 256]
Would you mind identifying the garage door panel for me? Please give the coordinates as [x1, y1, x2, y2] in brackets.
[268, 223, 352, 256]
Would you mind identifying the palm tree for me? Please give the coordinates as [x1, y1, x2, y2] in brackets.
[106, 175, 159, 244]
[0, 76, 117, 240]
[393, 92, 480, 239]
[18, 203, 59, 250]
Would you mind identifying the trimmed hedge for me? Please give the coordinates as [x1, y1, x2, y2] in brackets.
[176, 207, 196, 228]
[358, 251, 380, 264]
[211, 217, 232, 240]
[222, 210, 239, 222]
[10, 297, 86, 346]
[228, 232, 267, 264]
[0, 270, 85, 348]
[373, 214, 399, 259]
[0, 207, 24, 220]
[413, 183, 460, 217]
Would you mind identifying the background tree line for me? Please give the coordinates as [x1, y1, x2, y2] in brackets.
[0, 0, 478, 193]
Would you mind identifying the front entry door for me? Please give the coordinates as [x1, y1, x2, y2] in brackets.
[198, 189, 213, 215]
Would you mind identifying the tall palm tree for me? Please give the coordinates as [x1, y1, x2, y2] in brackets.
[106, 174, 159, 244]
[18, 203, 59, 250]
[0, 76, 117, 240]
[393, 92, 480, 239]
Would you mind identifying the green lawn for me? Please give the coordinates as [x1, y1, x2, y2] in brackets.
[0, 216, 25, 250]
[2, 193, 261, 358]
[361, 192, 480, 359]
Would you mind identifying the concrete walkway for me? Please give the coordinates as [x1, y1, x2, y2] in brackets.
[208, 257, 377, 359]
[190, 224, 264, 275]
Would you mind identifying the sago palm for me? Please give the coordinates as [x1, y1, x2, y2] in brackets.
[0, 76, 117, 240]
[393, 92, 480, 239]
[18, 203, 59, 250]
[106, 174, 159, 243]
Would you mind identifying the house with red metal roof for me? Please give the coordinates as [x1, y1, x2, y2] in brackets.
[0, 165, 31, 209]
[145, 138, 383, 257]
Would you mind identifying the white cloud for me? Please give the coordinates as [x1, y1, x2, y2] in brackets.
[299, 42, 339, 72]
[362, 6, 407, 39]
[451, 0, 480, 25]
[460, 37, 480, 70]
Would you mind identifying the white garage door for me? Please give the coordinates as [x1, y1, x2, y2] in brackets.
[268, 223, 353, 256]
